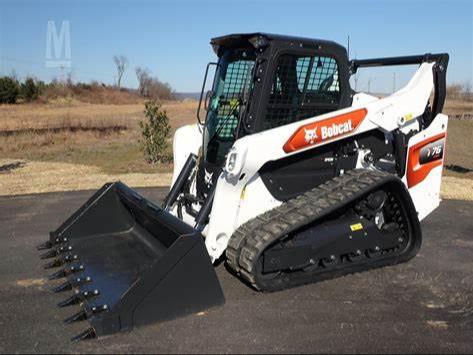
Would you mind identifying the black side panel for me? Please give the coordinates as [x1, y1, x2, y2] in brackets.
[260, 130, 394, 202]
[355, 129, 393, 160]
[95, 230, 225, 335]
[130, 239, 224, 328]
[393, 131, 409, 177]
[259, 142, 340, 201]
[431, 54, 449, 119]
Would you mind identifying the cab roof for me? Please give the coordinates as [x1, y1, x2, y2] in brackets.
[210, 32, 347, 55]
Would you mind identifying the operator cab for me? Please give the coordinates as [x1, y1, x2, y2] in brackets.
[197, 33, 352, 198]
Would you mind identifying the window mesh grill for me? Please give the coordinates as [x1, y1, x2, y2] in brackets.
[301, 56, 340, 92]
[264, 54, 340, 130]
[215, 60, 254, 139]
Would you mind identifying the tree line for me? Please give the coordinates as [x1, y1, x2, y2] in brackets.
[113, 55, 174, 100]
[0, 54, 175, 104]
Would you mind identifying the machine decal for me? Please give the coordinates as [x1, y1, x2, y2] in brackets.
[283, 108, 368, 153]
[304, 127, 318, 144]
[406, 133, 446, 188]
[419, 139, 445, 164]
[404, 113, 414, 122]
[204, 169, 214, 187]
[350, 223, 363, 231]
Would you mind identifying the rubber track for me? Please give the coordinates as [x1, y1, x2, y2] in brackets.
[226, 169, 420, 291]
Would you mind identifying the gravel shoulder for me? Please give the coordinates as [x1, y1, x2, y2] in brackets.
[0, 159, 171, 196]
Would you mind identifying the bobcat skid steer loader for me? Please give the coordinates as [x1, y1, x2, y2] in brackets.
[37, 33, 449, 341]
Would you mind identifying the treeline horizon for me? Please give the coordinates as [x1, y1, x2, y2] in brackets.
[0, 70, 471, 105]
[0, 57, 180, 104]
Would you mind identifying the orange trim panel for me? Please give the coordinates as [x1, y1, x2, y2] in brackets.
[283, 108, 368, 153]
[406, 133, 446, 188]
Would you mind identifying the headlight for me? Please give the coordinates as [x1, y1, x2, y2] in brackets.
[226, 152, 238, 172]
[225, 147, 246, 178]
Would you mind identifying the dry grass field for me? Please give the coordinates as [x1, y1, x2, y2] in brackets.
[0, 99, 196, 175]
[443, 98, 473, 116]
[0, 97, 471, 196]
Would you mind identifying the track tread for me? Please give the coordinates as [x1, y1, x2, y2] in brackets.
[225, 169, 421, 291]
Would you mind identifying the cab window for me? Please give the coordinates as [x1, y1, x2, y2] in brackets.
[263, 54, 340, 130]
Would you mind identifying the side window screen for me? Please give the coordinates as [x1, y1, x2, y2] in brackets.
[214, 59, 254, 139]
[264, 54, 340, 130]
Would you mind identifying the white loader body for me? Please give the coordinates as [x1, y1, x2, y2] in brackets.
[172, 62, 448, 261]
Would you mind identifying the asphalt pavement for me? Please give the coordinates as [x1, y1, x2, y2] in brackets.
[0, 188, 472, 353]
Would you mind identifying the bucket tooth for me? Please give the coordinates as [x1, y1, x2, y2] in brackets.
[48, 268, 67, 280]
[58, 276, 92, 292]
[64, 308, 87, 324]
[43, 258, 64, 269]
[40, 249, 58, 260]
[36, 240, 53, 250]
[58, 293, 81, 308]
[40, 245, 72, 259]
[53, 280, 72, 293]
[69, 264, 84, 274]
[58, 289, 99, 307]
[91, 304, 108, 314]
[48, 264, 84, 280]
[54, 236, 68, 244]
[81, 289, 100, 301]
[71, 276, 92, 287]
[57, 245, 73, 254]
[71, 327, 96, 342]
[63, 254, 78, 263]
[44, 254, 78, 269]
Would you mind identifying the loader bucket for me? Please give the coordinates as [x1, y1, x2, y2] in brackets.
[37, 182, 224, 341]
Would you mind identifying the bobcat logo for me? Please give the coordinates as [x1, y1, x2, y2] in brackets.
[204, 169, 213, 187]
[304, 127, 318, 144]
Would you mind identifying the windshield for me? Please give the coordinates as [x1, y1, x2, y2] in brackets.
[203, 48, 256, 166]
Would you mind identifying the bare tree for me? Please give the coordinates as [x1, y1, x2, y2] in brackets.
[463, 81, 472, 101]
[135, 66, 152, 96]
[447, 84, 463, 99]
[135, 66, 174, 100]
[113, 55, 128, 88]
